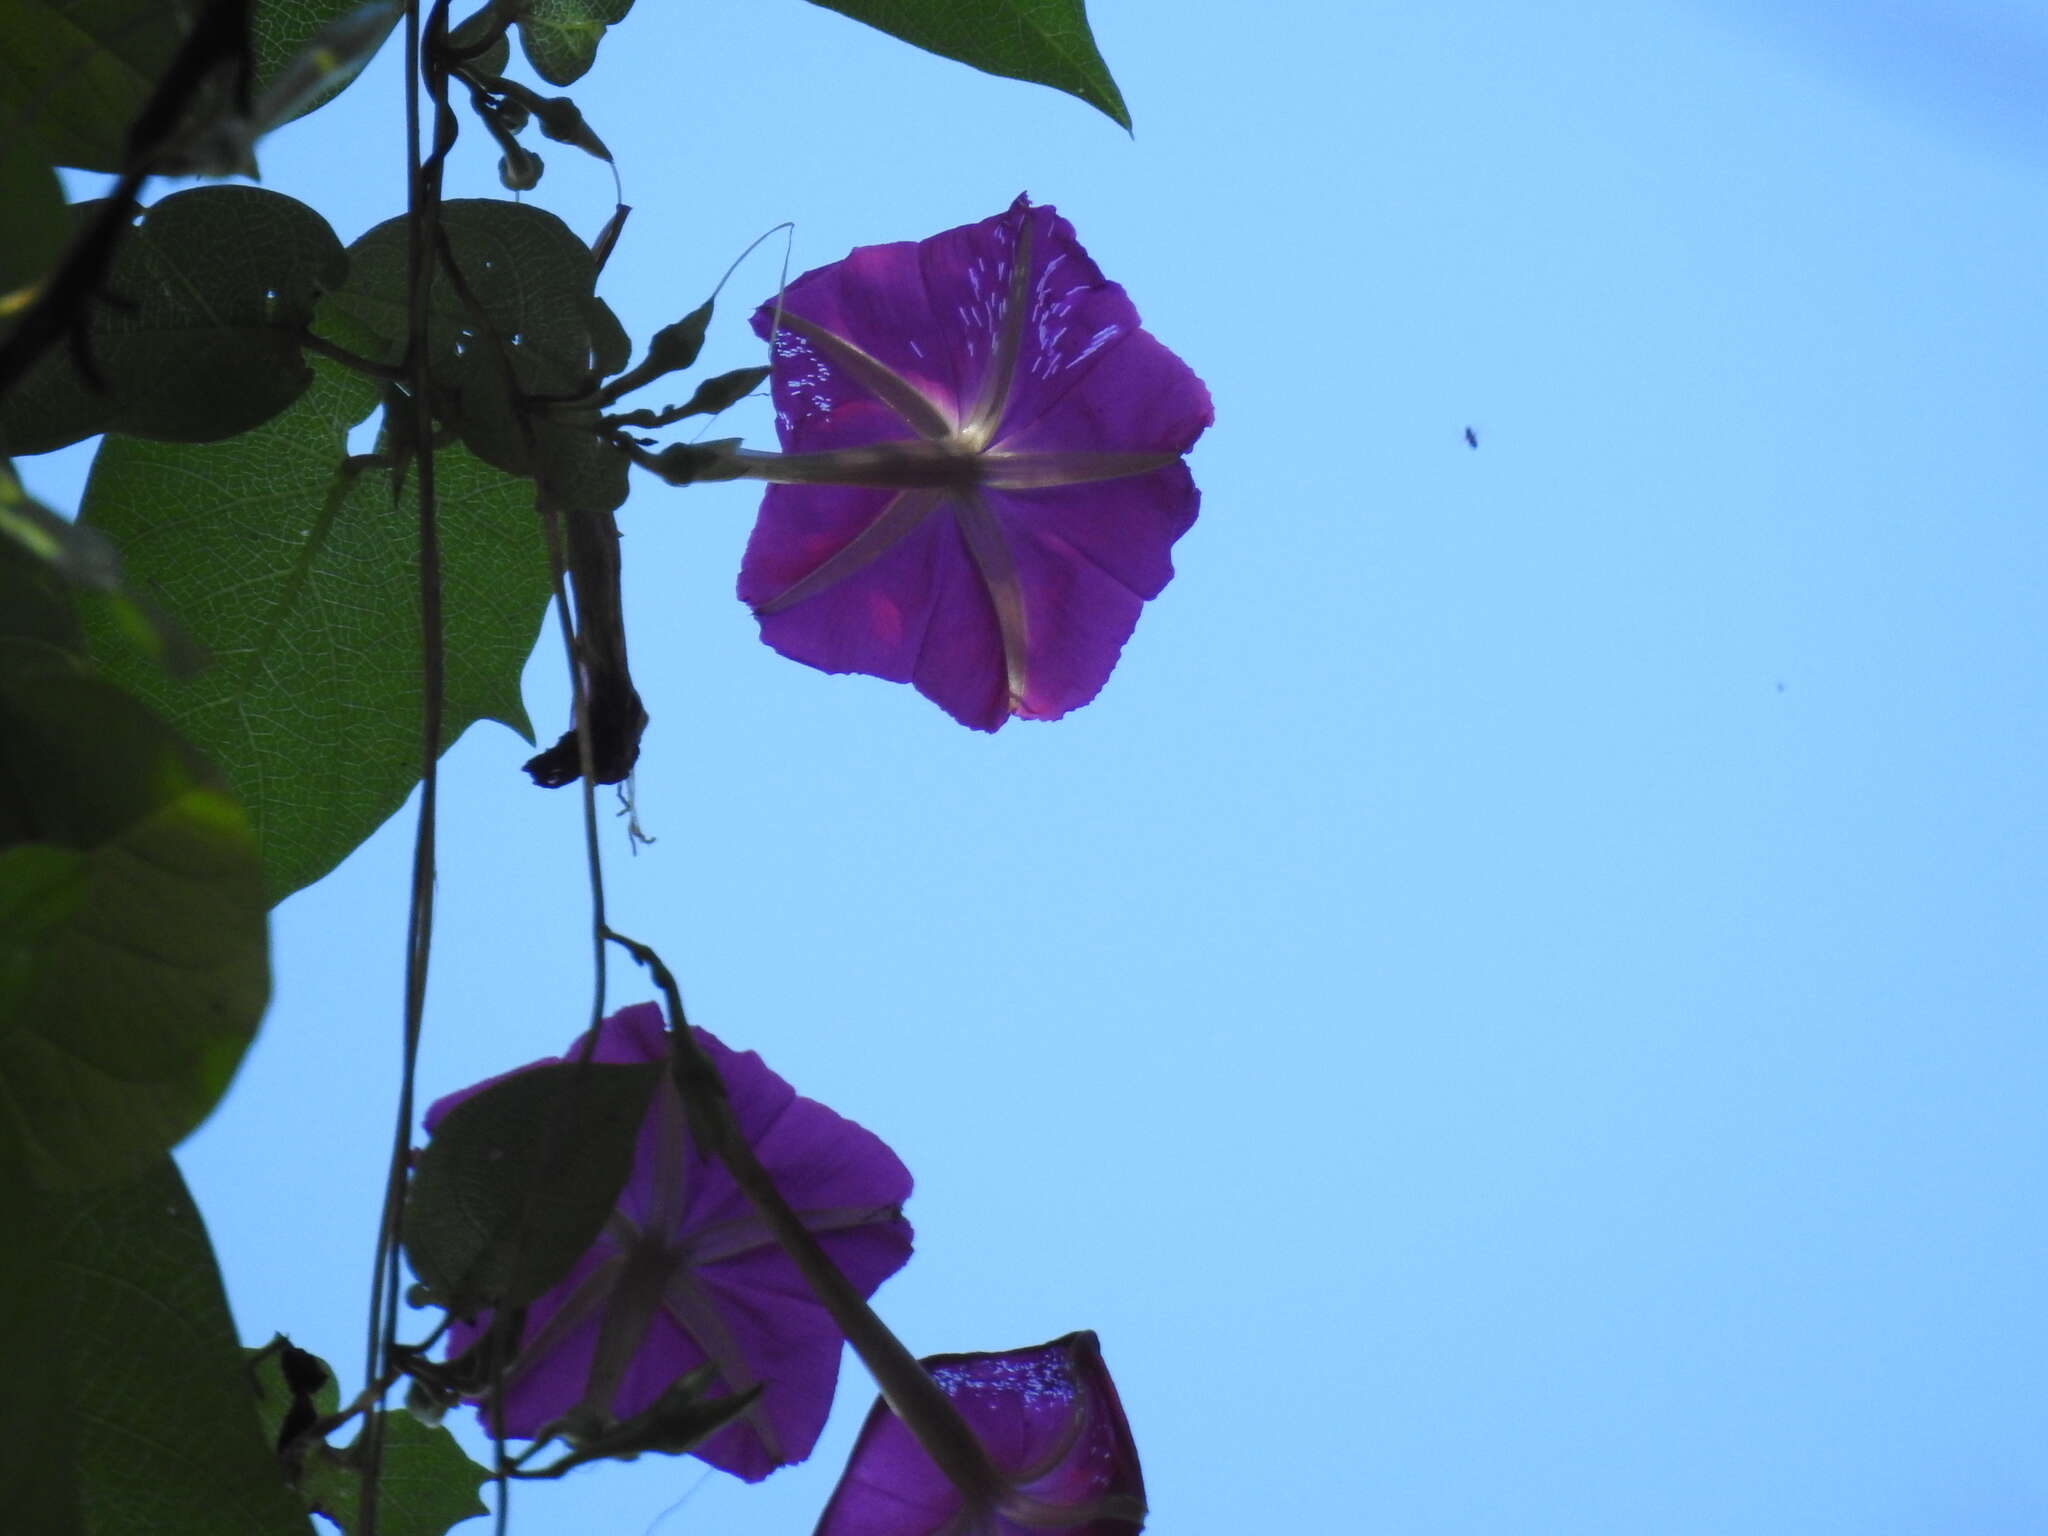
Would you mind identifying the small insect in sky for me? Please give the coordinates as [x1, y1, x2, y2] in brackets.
[1463, 426, 1479, 449]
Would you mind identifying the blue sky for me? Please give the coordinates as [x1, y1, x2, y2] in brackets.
[24, 1, 2048, 1531]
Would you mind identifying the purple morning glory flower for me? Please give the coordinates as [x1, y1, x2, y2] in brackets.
[813, 1331, 1146, 1535]
[735, 196, 1213, 732]
[421, 1003, 913, 1482]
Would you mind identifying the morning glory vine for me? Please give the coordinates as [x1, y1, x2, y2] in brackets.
[0, 1, 1199, 1532]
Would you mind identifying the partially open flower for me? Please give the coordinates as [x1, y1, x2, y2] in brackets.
[735, 196, 1212, 731]
[814, 1331, 1145, 1535]
[422, 1003, 913, 1481]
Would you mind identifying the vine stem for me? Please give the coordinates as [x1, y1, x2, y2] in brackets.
[362, 4, 457, 1533]
[606, 928, 1011, 1512]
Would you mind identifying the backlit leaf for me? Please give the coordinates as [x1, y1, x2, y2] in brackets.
[77, 360, 554, 902]
[514, 0, 634, 85]
[805, 0, 1128, 128]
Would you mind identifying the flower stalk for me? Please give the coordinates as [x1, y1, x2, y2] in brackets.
[608, 930, 1010, 1511]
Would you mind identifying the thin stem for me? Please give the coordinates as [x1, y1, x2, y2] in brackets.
[362, 5, 456, 1532]
[534, 493, 612, 1048]
[606, 929, 1009, 1511]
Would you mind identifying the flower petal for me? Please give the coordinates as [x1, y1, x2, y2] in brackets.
[989, 465, 1200, 723]
[425, 1006, 914, 1480]
[419, 1000, 669, 1134]
[742, 486, 1012, 730]
[813, 1333, 1145, 1536]
[994, 321, 1214, 461]
[754, 313, 946, 454]
[752, 204, 1036, 434]
[741, 198, 1208, 730]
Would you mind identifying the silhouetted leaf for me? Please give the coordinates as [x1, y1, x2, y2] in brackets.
[0, 186, 345, 453]
[319, 198, 630, 515]
[0, 126, 66, 304]
[404, 1061, 660, 1316]
[319, 198, 625, 498]
[76, 360, 553, 902]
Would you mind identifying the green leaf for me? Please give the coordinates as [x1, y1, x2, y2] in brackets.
[0, 186, 346, 454]
[76, 359, 556, 902]
[248, 1342, 489, 1536]
[318, 197, 629, 506]
[4, 1157, 313, 1534]
[1, 462, 204, 673]
[0, 641, 268, 1190]
[0, 0, 189, 171]
[403, 1061, 660, 1316]
[303, 1413, 490, 1536]
[249, 0, 402, 126]
[0, 125, 66, 304]
[246, 1336, 342, 1446]
[0, 468, 120, 604]
[0, 1149, 84, 1535]
[805, 0, 1128, 127]
[0, 0, 392, 174]
[514, 0, 634, 85]
[0, 495, 89, 653]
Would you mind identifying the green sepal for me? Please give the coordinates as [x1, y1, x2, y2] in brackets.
[519, 1367, 759, 1476]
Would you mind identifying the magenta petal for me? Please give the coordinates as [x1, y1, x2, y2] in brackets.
[423, 1006, 914, 1479]
[995, 321, 1214, 460]
[814, 1332, 1146, 1536]
[742, 486, 1012, 730]
[741, 197, 1210, 729]
[992, 465, 1200, 722]
[750, 204, 1031, 433]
